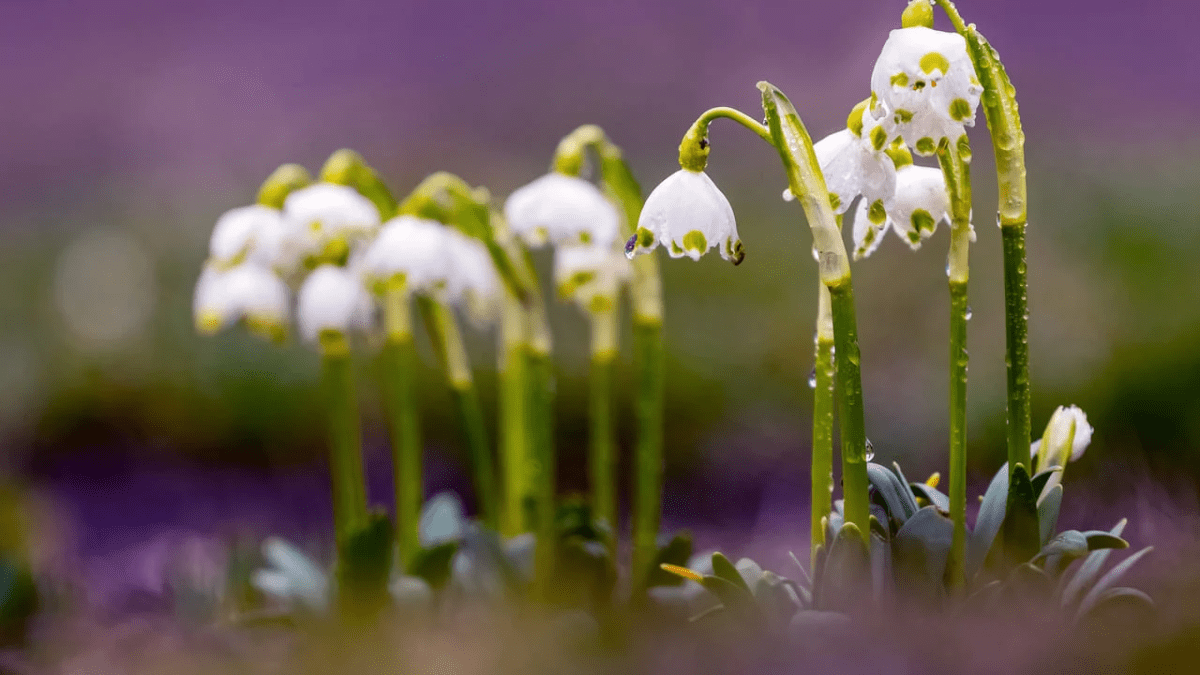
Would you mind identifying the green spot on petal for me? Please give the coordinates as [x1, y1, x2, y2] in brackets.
[870, 125, 888, 151]
[868, 200, 887, 225]
[829, 193, 842, 211]
[911, 209, 935, 233]
[890, 72, 909, 88]
[912, 80, 926, 91]
[847, 99, 869, 136]
[915, 137, 936, 155]
[949, 98, 972, 121]
[907, 231, 921, 244]
[588, 295, 614, 313]
[636, 227, 655, 248]
[919, 52, 950, 75]
[670, 240, 684, 255]
[579, 231, 592, 244]
[893, 108, 914, 124]
[683, 230, 708, 254]
[885, 140, 913, 168]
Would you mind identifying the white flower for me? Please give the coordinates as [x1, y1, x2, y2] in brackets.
[279, 184, 381, 270]
[554, 244, 631, 313]
[852, 164, 954, 259]
[503, 173, 620, 248]
[208, 205, 286, 268]
[869, 26, 983, 155]
[1032, 405, 1093, 468]
[812, 104, 897, 216]
[361, 216, 458, 295]
[296, 264, 374, 343]
[360, 216, 501, 323]
[193, 263, 289, 338]
[628, 169, 743, 264]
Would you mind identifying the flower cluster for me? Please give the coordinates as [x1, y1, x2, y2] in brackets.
[194, 181, 501, 347]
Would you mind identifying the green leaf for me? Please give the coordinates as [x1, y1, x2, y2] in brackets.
[892, 506, 953, 596]
[407, 541, 459, 591]
[910, 482, 950, 513]
[967, 462, 1008, 579]
[1077, 587, 1154, 625]
[1083, 532, 1130, 551]
[867, 463, 918, 527]
[337, 512, 394, 614]
[816, 523, 871, 612]
[755, 571, 802, 627]
[698, 574, 758, 622]
[711, 553, 752, 593]
[1038, 530, 1088, 560]
[1003, 463, 1041, 566]
[1074, 547, 1153, 619]
[1037, 484, 1063, 547]
[1060, 519, 1127, 607]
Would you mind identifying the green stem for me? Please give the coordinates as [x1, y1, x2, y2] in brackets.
[933, 0, 1031, 475]
[938, 137, 973, 589]
[499, 297, 534, 535]
[320, 342, 369, 547]
[811, 282, 835, 567]
[418, 297, 497, 529]
[758, 82, 868, 541]
[528, 349, 557, 600]
[631, 318, 666, 592]
[381, 287, 422, 567]
[589, 309, 619, 546]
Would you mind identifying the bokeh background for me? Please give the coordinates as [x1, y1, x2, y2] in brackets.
[2, 0, 1199, 605]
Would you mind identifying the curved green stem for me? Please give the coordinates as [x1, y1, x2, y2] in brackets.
[759, 81, 869, 542]
[938, 136, 973, 589]
[811, 282, 835, 567]
[499, 296, 534, 535]
[381, 286, 422, 567]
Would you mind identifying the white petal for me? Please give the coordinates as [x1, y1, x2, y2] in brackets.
[296, 264, 374, 343]
[554, 243, 631, 310]
[632, 169, 741, 263]
[887, 165, 950, 249]
[814, 128, 898, 215]
[361, 215, 456, 294]
[851, 198, 889, 261]
[209, 205, 284, 266]
[193, 263, 289, 333]
[283, 183, 381, 242]
[503, 173, 620, 248]
[445, 230, 501, 324]
[870, 27, 982, 151]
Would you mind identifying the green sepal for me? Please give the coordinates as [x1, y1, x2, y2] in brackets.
[319, 148, 398, 218]
[406, 540, 459, 591]
[710, 552, 752, 594]
[256, 163, 313, 209]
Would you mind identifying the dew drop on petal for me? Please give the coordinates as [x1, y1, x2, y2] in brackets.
[624, 234, 638, 260]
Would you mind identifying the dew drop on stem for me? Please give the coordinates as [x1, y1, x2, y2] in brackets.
[965, 306, 972, 320]
[865, 438, 875, 462]
[808, 367, 817, 389]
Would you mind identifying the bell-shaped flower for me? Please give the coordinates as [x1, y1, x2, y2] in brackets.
[852, 164, 954, 259]
[1032, 405, 1093, 470]
[445, 230, 501, 325]
[503, 173, 620, 248]
[869, 26, 983, 155]
[554, 244, 631, 314]
[627, 169, 743, 264]
[296, 264, 374, 344]
[360, 216, 459, 296]
[811, 103, 897, 216]
[193, 263, 289, 339]
[208, 205, 286, 269]
[279, 184, 381, 270]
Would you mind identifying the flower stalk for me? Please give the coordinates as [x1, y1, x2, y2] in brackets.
[758, 82, 870, 543]
[589, 308, 619, 546]
[811, 281, 836, 566]
[319, 335, 369, 547]
[381, 282, 423, 567]
[934, 0, 1031, 479]
[938, 135, 973, 589]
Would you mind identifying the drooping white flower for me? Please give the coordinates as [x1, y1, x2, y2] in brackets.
[503, 173, 620, 248]
[445, 229, 501, 324]
[360, 216, 458, 295]
[554, 244, 632, 313]
[852, 164, 954, 259]
[193, 263, 289, 338]
[627, 169, 743, 264]
[1032, 405, 1093, 469]
[278, 184, 381, 271]
[296, 264, 374, 344]
[811, 103, 897, 216]
[208, 205, 286, 268]
[869, 26, 983, 155]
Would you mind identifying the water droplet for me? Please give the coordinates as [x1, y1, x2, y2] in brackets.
[965, 306, 973, 320]
[808, 367, 817, 389]
[865, 438, 875, 462]
[946, 261, 952, 277]
[624, 234, 638, 260]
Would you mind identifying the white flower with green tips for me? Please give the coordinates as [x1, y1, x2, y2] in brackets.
[208, 205, 286, 269]
[503, 173, 620, 248]
[296, 264, 375, 344]
[627, 169, 743, 264]
[192, 263, 289, 339]
[852, 164, 961, 259]
[279, 183, 381, 269]
[554, 244, 631, 313]
[1032, 405, 1093, 469]
[869, 26, 982, 155]
[811, 101, 897, 216]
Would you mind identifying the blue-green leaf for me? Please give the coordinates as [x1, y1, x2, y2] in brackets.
[967, 463, 1008, 579]
[1037, 484, 1063, 547]
[910, 482, 950, 513]
[1060, 519, 1127, 607]
[1075, 547, 1153, 619]
[893, 506, 954, 592]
